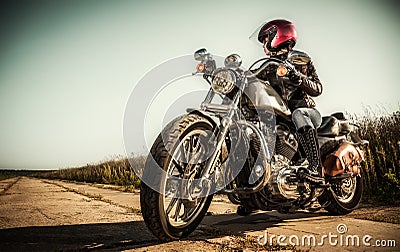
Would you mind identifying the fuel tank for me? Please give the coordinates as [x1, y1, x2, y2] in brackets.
[244, 80, 291, 117]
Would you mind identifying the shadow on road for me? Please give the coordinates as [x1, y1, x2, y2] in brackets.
[0, 221, 158, 251]
[0, 211, 326, 251]
[201, 210, 325, 234]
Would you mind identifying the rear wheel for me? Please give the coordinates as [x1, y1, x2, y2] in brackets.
[319, 174, 363, 215]
[140, 114, 215, 241]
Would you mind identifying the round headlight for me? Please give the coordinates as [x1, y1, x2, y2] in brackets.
[211, 69, 236, 95]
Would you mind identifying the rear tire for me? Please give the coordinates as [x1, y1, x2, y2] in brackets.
[318, 174, 363, 215]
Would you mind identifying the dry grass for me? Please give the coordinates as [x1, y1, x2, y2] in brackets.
[353, 109, 400, 205]
[36, 155, 145, 192]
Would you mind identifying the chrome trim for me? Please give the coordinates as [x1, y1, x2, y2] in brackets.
[194, 48, 209, 61]
[198, 60, 276, 194]
[224, 54, 242, 69]
[201, 103, 236, 114]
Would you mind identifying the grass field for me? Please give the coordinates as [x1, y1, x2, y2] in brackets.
[35, 155, 144, 192]
[355, 110, 400, 205]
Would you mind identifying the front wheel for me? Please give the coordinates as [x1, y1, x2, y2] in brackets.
[140, 114, 215, 241]
[318, 174, 363, 215]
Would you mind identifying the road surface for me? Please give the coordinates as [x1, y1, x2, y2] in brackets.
[0, 177, 398, 251]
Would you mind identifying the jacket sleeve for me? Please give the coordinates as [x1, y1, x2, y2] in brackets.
[298, 60, 323, 97]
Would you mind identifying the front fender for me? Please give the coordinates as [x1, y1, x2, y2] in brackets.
[186, 108, 218, 129]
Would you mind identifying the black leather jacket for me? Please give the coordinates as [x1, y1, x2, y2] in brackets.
[256, 50, 323, 111]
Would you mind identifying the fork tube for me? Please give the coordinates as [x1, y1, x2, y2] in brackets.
[202, 111, 233, 179]
[200, 89, 215, 109]
[201, 95, 241, 178]
[201, 81, 243, 178]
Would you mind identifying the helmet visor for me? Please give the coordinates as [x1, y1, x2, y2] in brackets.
[248, 21, 267, 44]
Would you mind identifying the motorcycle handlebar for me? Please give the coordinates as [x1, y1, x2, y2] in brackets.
[246, 58, 291, 78]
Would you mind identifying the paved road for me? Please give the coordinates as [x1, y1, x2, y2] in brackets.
[0, 177, 398, 251]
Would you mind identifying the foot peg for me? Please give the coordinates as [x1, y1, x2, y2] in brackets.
[297, 167, 325, 185]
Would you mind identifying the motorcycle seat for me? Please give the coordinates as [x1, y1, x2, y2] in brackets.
[318, 116, 340, 137]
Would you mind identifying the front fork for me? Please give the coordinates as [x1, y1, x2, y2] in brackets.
[199, 91, 272, 194]
[200, 111, 233, 180]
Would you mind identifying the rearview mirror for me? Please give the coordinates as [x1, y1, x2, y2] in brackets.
[194, 48, 209, 61]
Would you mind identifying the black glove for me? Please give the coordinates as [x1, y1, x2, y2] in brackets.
[288, 68, 303, 86]
[288, 67, 323, 96]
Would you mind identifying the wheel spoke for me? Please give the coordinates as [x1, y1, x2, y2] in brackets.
[181, 205, 189, 220]
[184, 135, 201, 163]
[180, 140, 191, 164]
[171, 158, 185, 175]
[166, 197, 178, 215]
[173, 199, 182, 221]
[183, 138, 190, 162]
[191, 135, 200, 152]
[180, 138, 204, 179]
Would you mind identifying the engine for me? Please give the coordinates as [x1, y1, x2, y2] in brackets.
[269, 154, 302, 199]
[249, 124, 303, 200]
[275, 125, 298, 159]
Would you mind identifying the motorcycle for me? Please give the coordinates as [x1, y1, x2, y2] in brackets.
[140, 48, 369, 241]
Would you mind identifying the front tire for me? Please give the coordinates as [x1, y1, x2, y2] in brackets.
[140, 114, 214, 241]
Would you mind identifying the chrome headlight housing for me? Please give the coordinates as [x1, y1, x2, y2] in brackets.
[224, 54, 242, 69]
[211, 69, 236, 95]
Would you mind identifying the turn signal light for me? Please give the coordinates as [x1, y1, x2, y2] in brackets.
[196, 63, 205, 73]
[277, 65, 288, 77]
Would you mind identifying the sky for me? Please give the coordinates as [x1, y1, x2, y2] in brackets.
[0, 0, 399, 170]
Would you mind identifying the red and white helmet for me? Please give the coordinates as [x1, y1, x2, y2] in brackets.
[257, 19, 297, 52]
